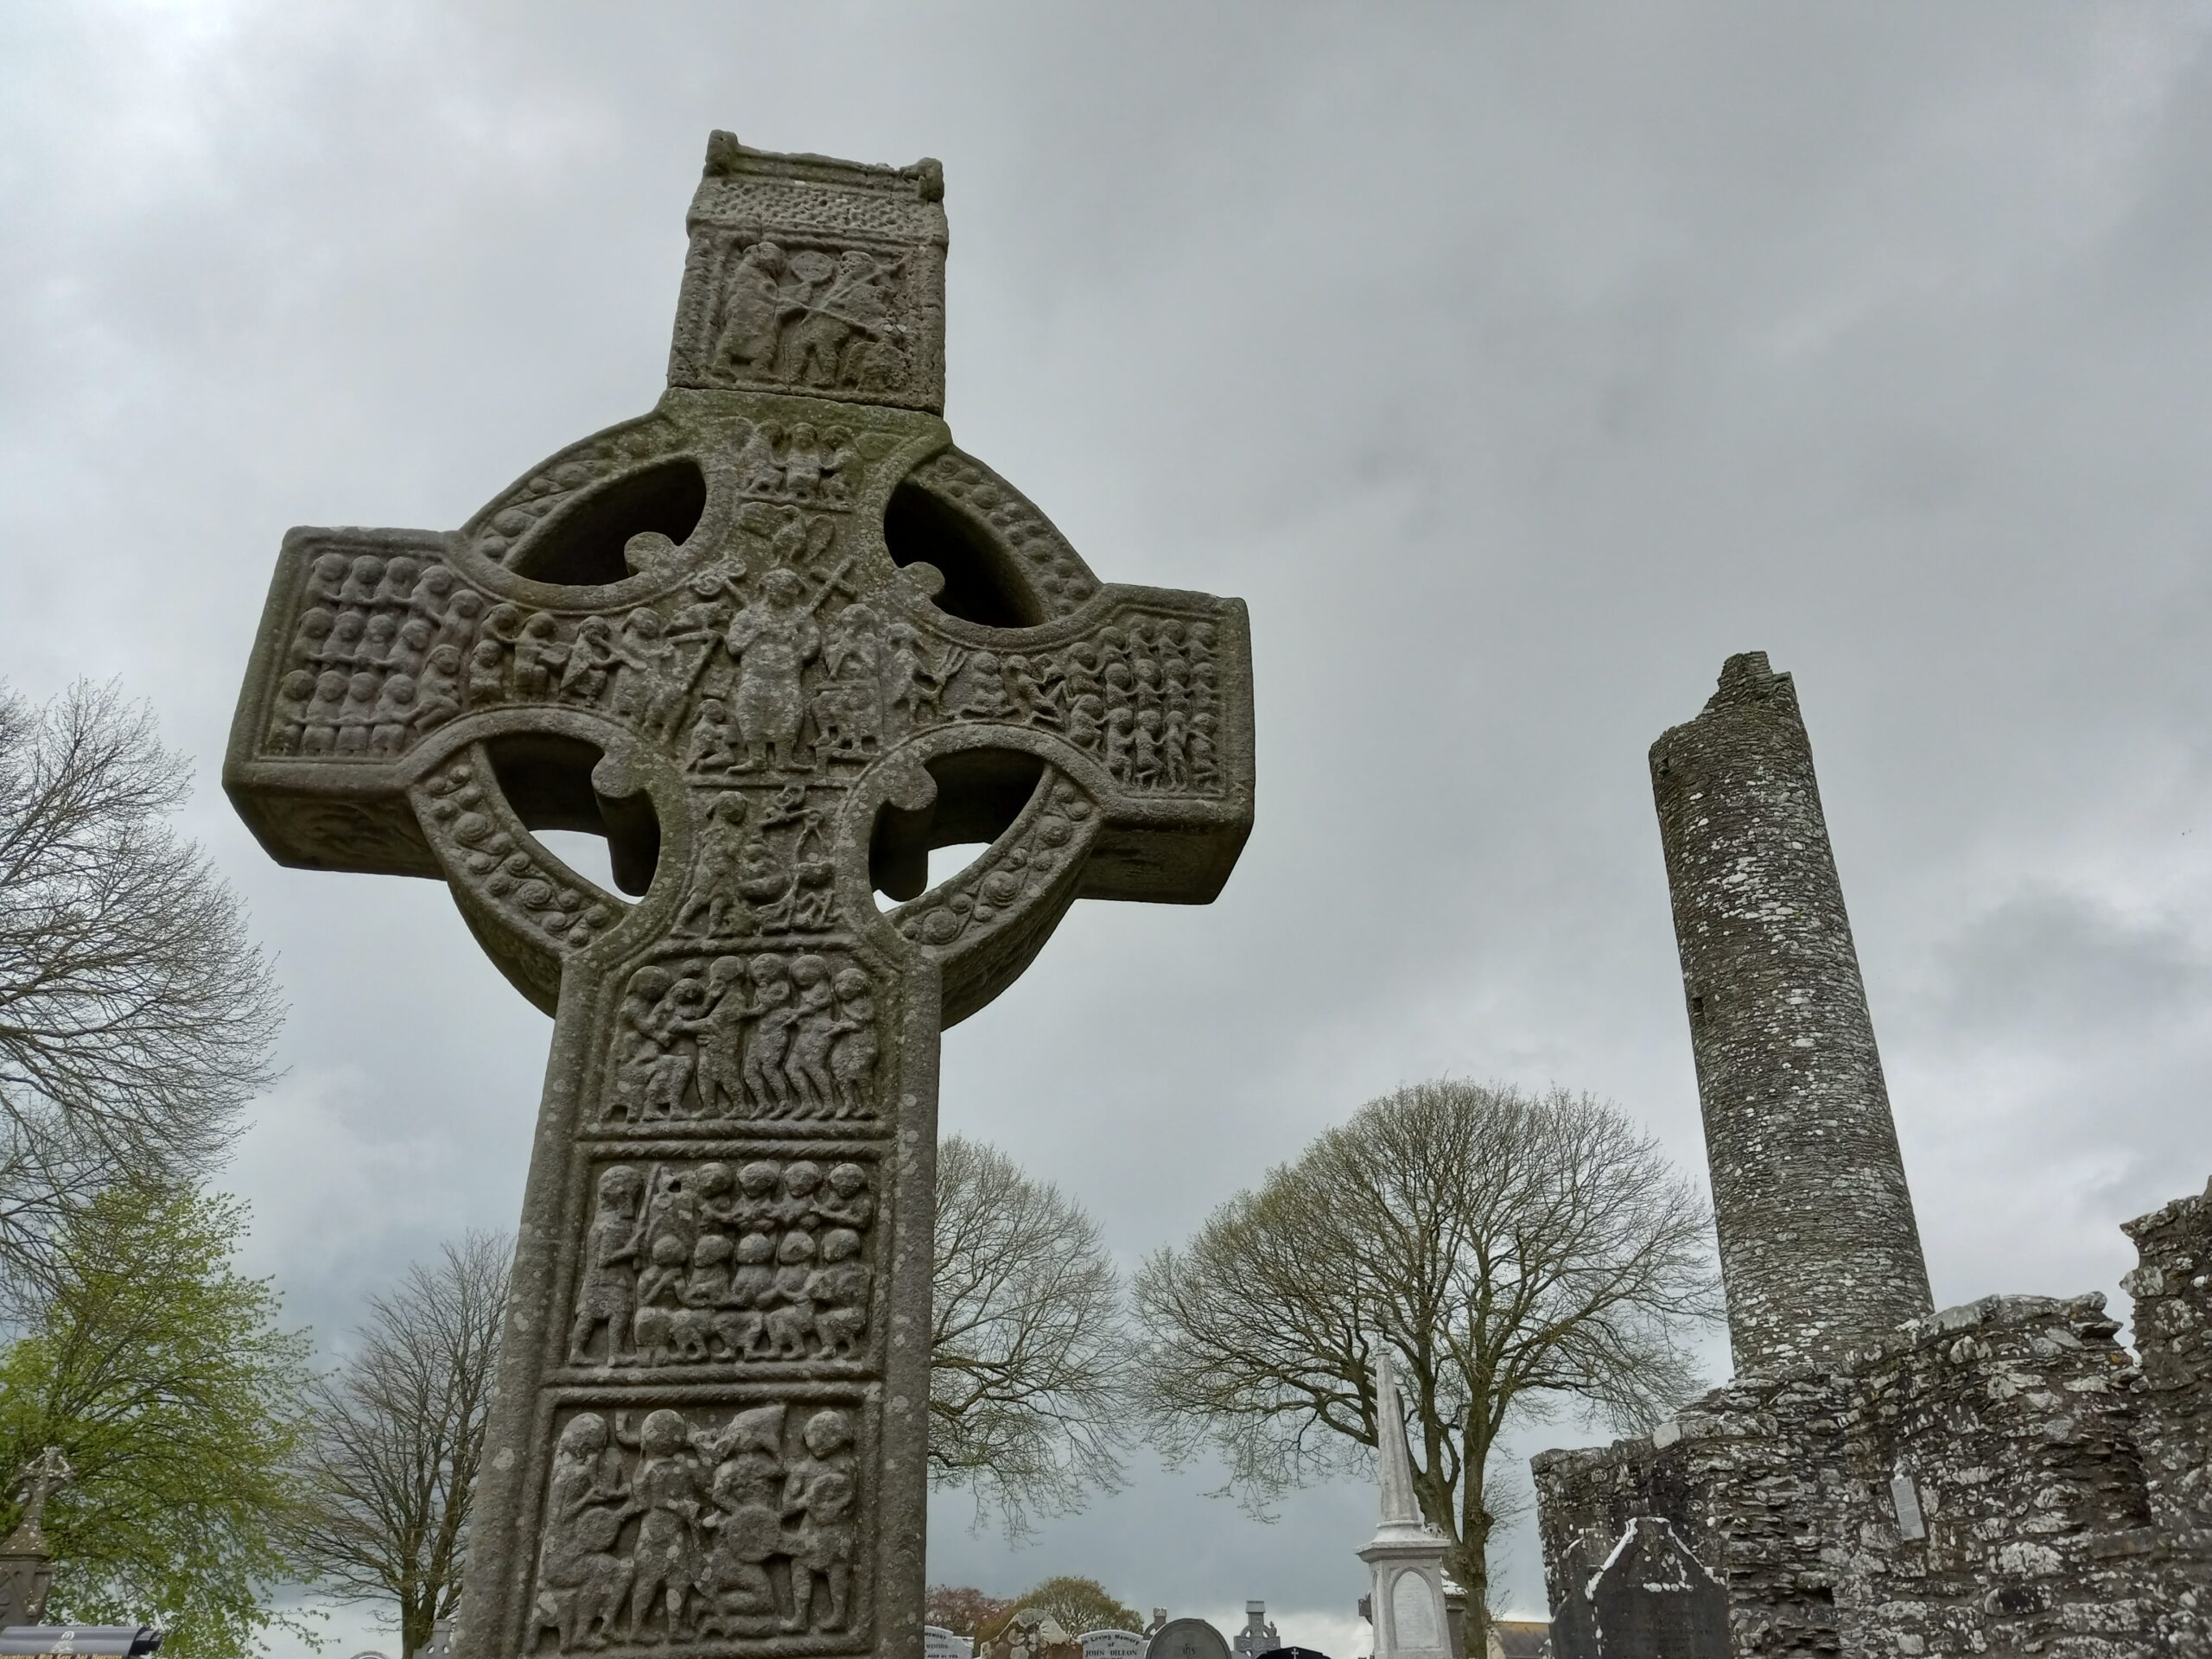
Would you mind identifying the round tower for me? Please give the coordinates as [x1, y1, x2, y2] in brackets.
[1650, 652, 1931, 1374]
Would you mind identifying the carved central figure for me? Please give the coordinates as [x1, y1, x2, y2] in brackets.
[225, 136, 1254, 1659]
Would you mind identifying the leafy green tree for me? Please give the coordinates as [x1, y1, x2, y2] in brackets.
[990, 1577, 1143, 1640]
[0, 1184, 315, 1657]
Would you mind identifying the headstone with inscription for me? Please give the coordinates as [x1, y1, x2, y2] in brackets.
[1143, 1620, 1229, 1659]
[922, 1629, 972, 1659]
[226, 134, 1255, 1659]
[1077, 1630, 1142, 1659]
[1548, 1518, 1726, 1659]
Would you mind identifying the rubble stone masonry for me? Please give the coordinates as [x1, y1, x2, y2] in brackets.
[1535, 1185, 2212, 1655]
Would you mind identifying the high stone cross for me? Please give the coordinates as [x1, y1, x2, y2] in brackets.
[225, 135, 1253, 1659]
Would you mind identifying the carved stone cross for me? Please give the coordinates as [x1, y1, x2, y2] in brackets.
[3, 1446, 71, 1553]
[226, 136, 1252, 1659]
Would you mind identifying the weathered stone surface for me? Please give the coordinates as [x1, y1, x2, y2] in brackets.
[1649, 651, 1931, 1375]
[1548, 1516, 1726, 1659]
[2121, 1179, 2212, 1535]
[224, 135, 1254, 1659]
[1534, 1223, 2212, 1657]
[1141, 1622, 1228, 1659]
[0, 1447, 71, 1625]
[1537, 652, 2212, 1653]
[1226, 1607, 1274, 1659]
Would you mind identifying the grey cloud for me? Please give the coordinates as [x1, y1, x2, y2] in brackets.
[1912, 885, 2212, 1042]
[10, 0, 2212, 1630]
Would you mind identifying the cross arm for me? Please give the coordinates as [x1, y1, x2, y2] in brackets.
[225, 525, 460, 879]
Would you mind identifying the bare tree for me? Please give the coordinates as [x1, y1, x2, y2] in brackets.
[0, 680, 282, 1300]
[1134, 1082, 1722, 1651]
[930, 1136, 1133, 1534]
[288, 1232, 512, 1658]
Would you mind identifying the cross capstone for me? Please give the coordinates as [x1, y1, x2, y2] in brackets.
[226, 136, 1253, 1659]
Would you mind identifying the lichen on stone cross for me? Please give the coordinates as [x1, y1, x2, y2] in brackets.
[224, 135, 1254, 1659]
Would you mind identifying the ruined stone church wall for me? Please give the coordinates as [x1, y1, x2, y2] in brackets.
[1533, 1189, 2212, 1656]
[1532, 1374, 1847, 1658]
[2121, 1185, 2212, 1535]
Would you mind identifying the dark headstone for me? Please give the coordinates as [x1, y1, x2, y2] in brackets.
[1550, 1518, 1726, 1659]
[1146, 1618, 1230, 1659]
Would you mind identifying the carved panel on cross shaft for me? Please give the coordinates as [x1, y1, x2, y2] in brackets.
[603, 951, 882, 1128]
[567, 1154, 877, 1372]
[694, 238, 925, 404]
[530, 1397, 870, 1652]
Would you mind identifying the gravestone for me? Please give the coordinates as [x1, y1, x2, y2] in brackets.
[1228, 1605, 1275, 1659]
[1548, 1518, 1726, 1659]
[989, 1613, 1075, 1659]
[0, 1449, 71, 1626]
[1077, 1631, 1141, 1659]
[1357, 1354, 1450, 1659]
[921, 1629, 970, 1659]
[1141, 1622, 1228, 1659]
[226, 134, 1254, 1659]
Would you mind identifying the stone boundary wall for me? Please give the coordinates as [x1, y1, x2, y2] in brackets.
[1534, 1182, 2212, 1655]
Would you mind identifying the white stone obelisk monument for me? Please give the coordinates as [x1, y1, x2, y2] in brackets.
[1358, 1352, 1453, 1659]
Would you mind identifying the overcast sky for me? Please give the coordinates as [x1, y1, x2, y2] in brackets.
[9, 0, 2212, 1643]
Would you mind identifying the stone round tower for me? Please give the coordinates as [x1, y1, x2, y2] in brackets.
[1650, 652, 1931, 1374]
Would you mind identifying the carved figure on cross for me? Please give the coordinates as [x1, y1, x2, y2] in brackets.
[226, 134, 1252, 1659]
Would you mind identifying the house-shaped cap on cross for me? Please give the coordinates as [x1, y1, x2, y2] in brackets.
[224, 135, 1253, 1659]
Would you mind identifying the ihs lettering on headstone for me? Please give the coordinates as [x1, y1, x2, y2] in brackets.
[224, 135, 1254, 1659]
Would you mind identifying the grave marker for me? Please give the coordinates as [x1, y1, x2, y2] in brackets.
[1142, 1621, 1228, 1659]
[1549, 1518, 1726, 1659]
[226, 134, 1254, 1659]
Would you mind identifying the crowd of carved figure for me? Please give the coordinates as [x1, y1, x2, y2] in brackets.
[608, 950, 878, 1126]
[265, 552, 477, 757]
[531, 1401, 858, 1650]
[934, 615, 1225, 794]
[728, 416, 866, 505]
[569, 1158, 874, 1370]
[267, 545, 1225, 798]
[710, 236, 914, 397]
